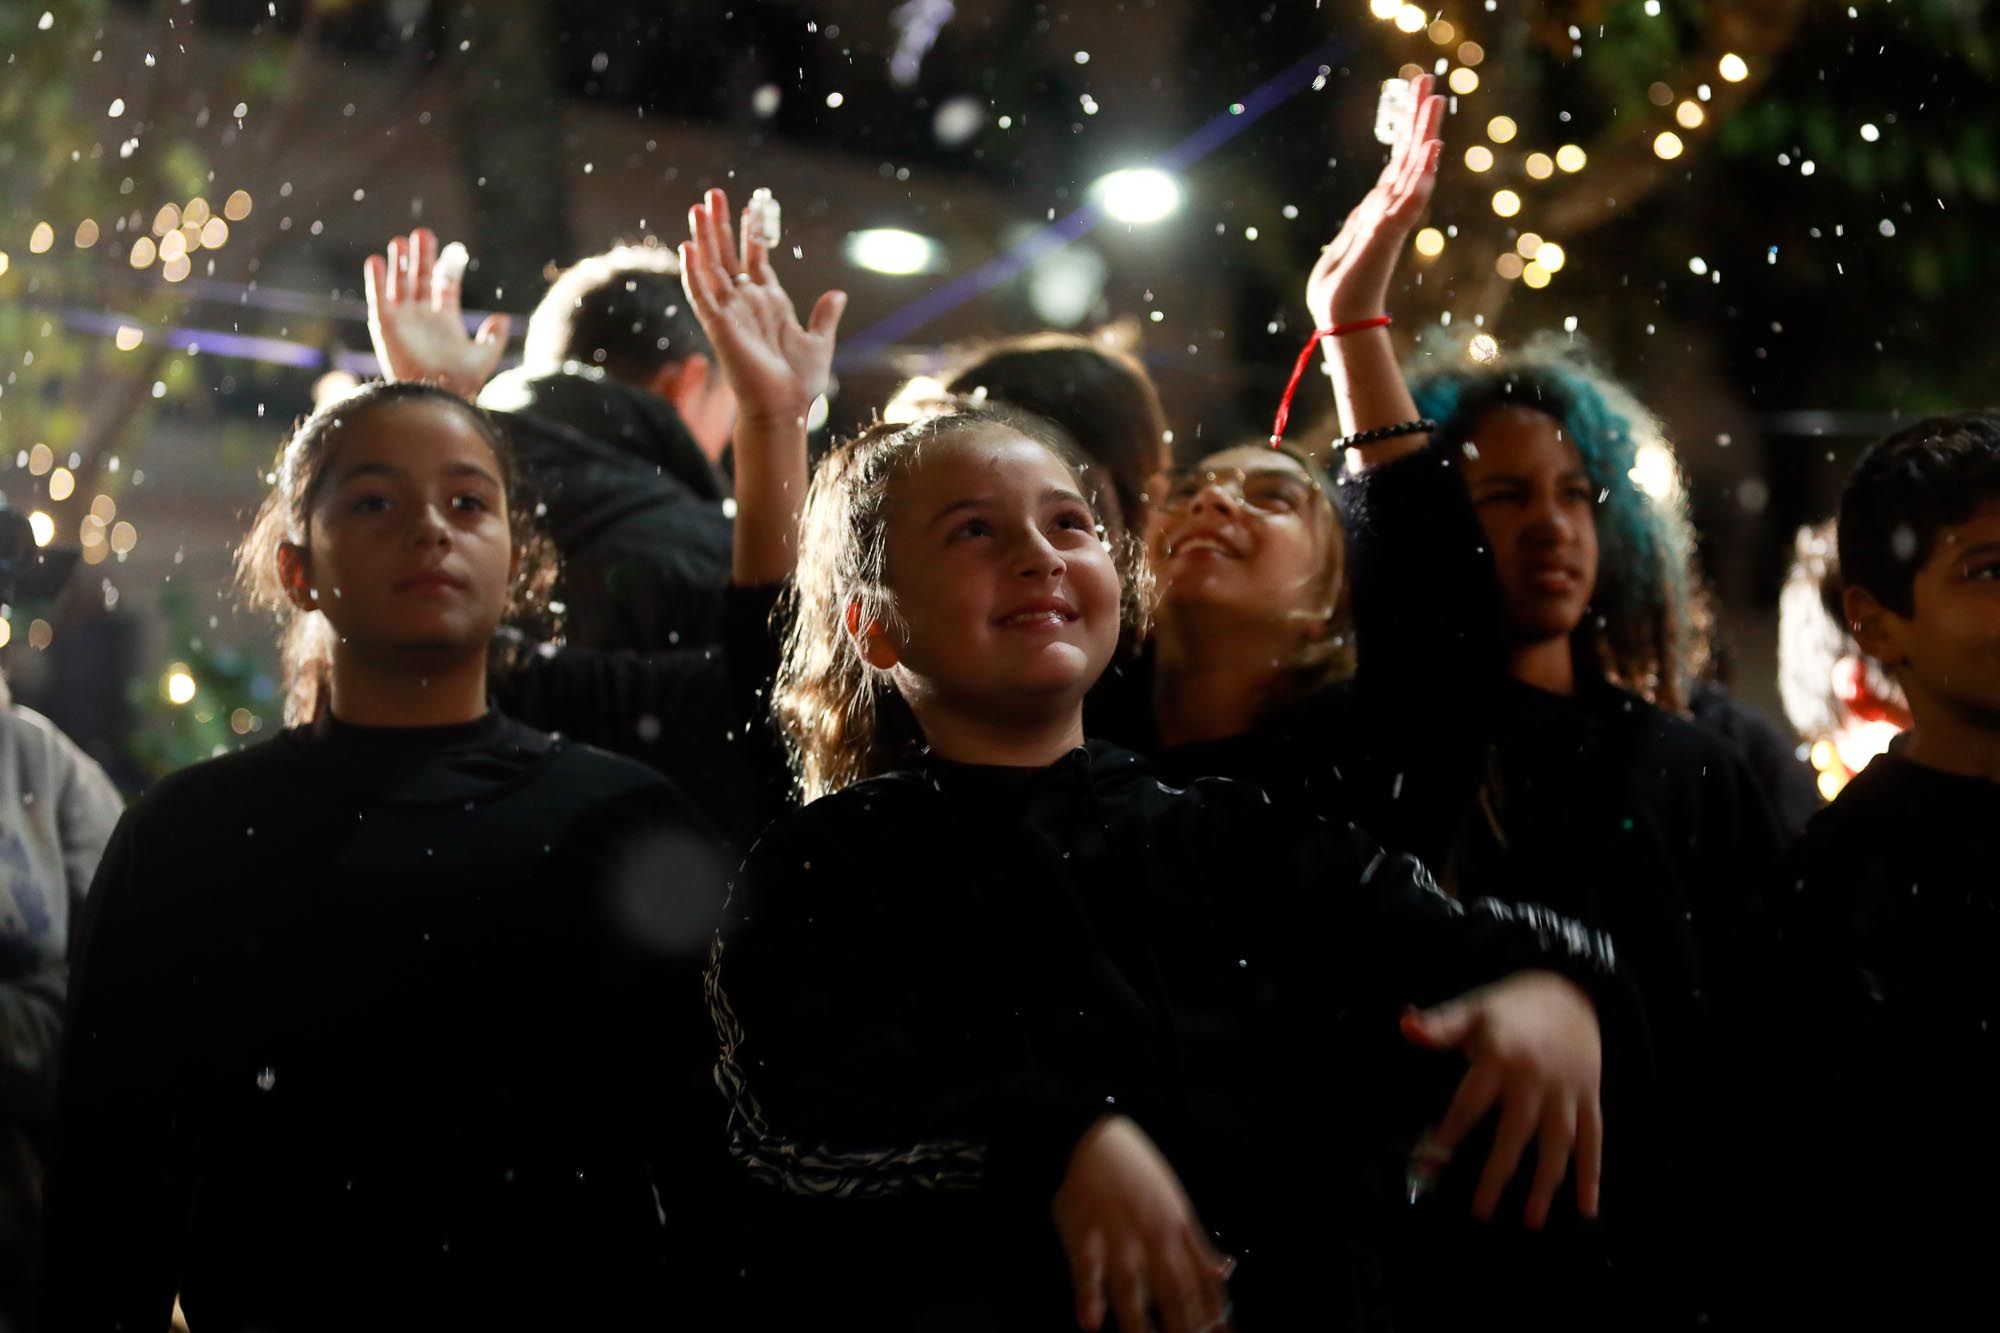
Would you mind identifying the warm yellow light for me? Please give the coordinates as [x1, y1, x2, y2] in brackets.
[152, 204, 181, 236]
[158, 230, 188, 263]
[0, 251, 9, 277]
[1648, 82, 1675, 108]
[1369, 0, 1401, 19]
[1398, 61, 1424, 81]
[1491, 189, 1522, 217]
[1414, 227, 1446, 257]
[26, 620, 51, 651]
[114, 325, 144, 351]
[184, 197, 212, 227]
[224, 189, 254, 221]
[48, 467, 75, 502]
[1537, 242, 1567, 272]
[82, 544, 108, 566]
[109, 520, 138, 555]
[26, 512, 54, 547]
[1487, 115, 1518, 143]
[1458, 41, 1485, 67]
[1448, 66, 1480, 95]
[1653, 131, 1685, 160]
[231, 708, 257, 735]
[74, 218, 99, 248]
[1394, 5, 1428, 34]
[28, 222, 53, 254]
[80, 516, 106, 548]
[128, 235, 157, 268]
[1522, 260, 1552, 289]
[1525, 152, 1555, 180]
[201, 217, 229, 249]
[1468, 333, 1500, 363]
[1719, 52, 1749, 82]
[1676, 99, 1706, 129]
[164, 665, 197, 706]
[90, 494, 117, 522]
[1428, 19, 1456, 45]
[1516, 232, 1544, 258]
[1464, 145, 1495, 172]
[0, 620, 10, 650]
[162, 255, 192, 284]
[27, 444, 52, 475]
[1495, 252, 1526, 279]
[180, 222, 203, 253]
[1556, 144, 1588, 172]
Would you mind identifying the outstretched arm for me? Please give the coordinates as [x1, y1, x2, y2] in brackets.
[679, 188, 846, 587]
[1306, 73, 1446, 469]
[362, 228, 512, 397]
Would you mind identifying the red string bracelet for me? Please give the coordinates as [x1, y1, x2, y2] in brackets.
[1268, 315, 1394, 446]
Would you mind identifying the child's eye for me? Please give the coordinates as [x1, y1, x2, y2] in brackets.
[1563, 485, 1594, 503]
[1968, 563, 2000, 581]
[350, 494, 390, 514]
[1053, 509, 1094, 532]
[452, 493, 490, 514]
[950, 519, 992, 540]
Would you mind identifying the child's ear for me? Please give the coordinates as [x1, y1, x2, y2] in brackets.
[845, 598, 901, 671]
[277, 542, 318, 613]
[1842, 586, 1906, 671]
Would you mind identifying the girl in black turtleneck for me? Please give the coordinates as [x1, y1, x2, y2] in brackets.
[42, 382, 733, 1332]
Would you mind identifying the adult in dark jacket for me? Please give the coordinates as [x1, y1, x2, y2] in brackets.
[366, 222, 841, 653]
[1751, 413, 2000, 1328]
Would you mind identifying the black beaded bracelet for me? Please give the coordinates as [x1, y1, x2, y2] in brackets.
[1330, 419, 1437, 451]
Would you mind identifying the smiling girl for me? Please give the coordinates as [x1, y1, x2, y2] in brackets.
[707, 403, 1630, 1331]
[42, 382, 734, 1330]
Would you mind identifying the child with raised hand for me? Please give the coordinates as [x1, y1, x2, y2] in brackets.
[41, 382, 734, 1330]
[367, 192, 846, 849]
[1756, 413, 2000, 1325]
[1304, 72, 1782, 1331]
[707, 403, 1624, 1330]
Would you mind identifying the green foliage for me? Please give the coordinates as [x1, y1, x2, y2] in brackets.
[122, 582, 278, 778]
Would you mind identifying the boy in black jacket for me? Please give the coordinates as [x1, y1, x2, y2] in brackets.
[1759, 410, 2000, 1323]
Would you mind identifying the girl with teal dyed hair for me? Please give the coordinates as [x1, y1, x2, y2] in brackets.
[1276, 73, 1783, 1332]
[1405, 332, 1710, 716]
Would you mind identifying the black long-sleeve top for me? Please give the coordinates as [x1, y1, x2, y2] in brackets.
[42, 712, 736, 1332]
[1749, 746, 2000, 1327]
[708, 741, 1620, 1330]
[493, 581, 792, 850]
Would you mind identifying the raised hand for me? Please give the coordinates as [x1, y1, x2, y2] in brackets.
[1307, 72, 1447, 331]
[679, 188, 846, 428]
[362, 228, 510, 398]
[1400, 970, 1604, 1229]
[1052, 1116, 1234, 1333]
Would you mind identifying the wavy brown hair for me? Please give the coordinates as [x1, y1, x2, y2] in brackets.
[234, 381, 559, 725]
[775, 405, 1147, 801]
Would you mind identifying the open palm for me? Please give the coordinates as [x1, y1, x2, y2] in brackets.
[679, 188, 845, 426]
[1308, 73, 1446, 330]
[363, 228, 510, 398]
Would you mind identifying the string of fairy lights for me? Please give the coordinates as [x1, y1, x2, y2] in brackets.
[1366, 1, 1752, 291]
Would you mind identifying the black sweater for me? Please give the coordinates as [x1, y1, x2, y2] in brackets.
[493, 581, 792, 850]
[42, 713, 735, 1332]
[1751, 746, 2000, 1326]
[708, 742, 1621, 1330]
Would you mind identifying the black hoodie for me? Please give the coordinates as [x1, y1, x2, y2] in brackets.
[480, 366, 734, 652]
[707, 741, 1622, 1330]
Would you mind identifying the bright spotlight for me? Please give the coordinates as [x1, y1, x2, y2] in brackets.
[1092, 167, 1185, 225]
[843, 228, 945, 276]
